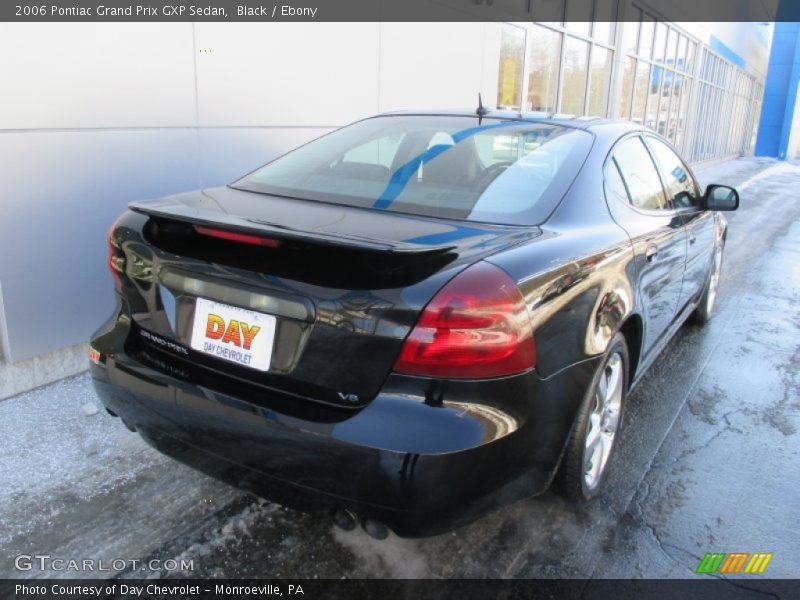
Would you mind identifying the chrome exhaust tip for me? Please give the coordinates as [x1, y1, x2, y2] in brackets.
[361, 518, 389, 540]
[331, 508, 358, 531]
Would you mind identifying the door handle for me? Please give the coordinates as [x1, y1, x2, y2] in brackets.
[645, 245, 659, 262]
[688, 233, 697, 244]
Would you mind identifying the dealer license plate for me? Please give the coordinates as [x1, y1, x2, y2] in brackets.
[190, 298, 276, 372]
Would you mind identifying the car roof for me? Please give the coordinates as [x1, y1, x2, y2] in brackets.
[375, 108, 643, 134]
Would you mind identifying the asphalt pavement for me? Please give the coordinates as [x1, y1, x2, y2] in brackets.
[1, 157, 798, 580]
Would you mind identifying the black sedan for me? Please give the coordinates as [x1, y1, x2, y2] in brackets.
[90, 110, 739, 537]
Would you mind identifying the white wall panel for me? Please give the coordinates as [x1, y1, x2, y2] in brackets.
[0, 24, 197, 130]
[194, 23, 380, 127]
[0, 130, 200, 361]
[378, 23, 499, 112]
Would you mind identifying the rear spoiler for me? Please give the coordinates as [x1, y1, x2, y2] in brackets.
[129, 199, 457, 256]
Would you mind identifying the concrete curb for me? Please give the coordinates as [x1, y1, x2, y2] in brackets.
[0, 342, 88, 401]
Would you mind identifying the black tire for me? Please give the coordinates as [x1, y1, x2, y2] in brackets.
[561, 332, 629, 503]
[692, 243, 724, 325]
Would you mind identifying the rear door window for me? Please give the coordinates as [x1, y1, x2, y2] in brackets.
[646, 137, 701, 209]
[612, 137, 669, 211]
[604, 159, 631, 205]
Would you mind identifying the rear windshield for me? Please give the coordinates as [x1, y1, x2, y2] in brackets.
[232, 115, 593, 225]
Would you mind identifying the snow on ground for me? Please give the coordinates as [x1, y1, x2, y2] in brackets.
[694, 156, 777, 188]
[0, 374, 155, 546]
[0, 373, 244, 578]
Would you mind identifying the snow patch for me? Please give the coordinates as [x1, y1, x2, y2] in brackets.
[737, 161, 800, 192]
[163, 500, 278, 575]
[81, 402, 99, 416]
[332, 526, 430, 578]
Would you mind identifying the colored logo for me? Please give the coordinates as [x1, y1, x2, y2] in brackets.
[205, 314, 261, 350]
[696, 552, 773, 575]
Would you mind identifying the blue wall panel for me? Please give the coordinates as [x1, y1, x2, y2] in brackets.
[756, 22, 800, 158]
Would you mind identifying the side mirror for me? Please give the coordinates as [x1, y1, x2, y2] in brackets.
[704, 184, 739, 211]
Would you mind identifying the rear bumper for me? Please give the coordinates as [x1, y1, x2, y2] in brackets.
[90, 308, 597, 536]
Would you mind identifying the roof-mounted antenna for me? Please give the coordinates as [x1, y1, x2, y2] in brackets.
[476, 93, 490, 124]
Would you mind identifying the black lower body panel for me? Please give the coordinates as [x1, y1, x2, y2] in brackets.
[89, 309, 597, 536]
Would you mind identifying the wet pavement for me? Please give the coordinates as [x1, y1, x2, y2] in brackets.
[1, 158, 798, 580]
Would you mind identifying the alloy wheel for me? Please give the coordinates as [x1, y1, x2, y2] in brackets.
[583, 352, 623, 491]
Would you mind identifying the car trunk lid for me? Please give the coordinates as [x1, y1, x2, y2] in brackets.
[122, 186, 541, 407]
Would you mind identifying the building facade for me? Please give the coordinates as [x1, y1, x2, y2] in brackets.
[497, 7, 771, 164]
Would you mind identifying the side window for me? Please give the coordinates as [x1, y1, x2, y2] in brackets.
[604, 159, 631, 205]
[646, 137, 701, 209]
[612, 137, 669, 211]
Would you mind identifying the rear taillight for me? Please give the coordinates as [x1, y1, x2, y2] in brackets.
[393, 262, 536, 379]
[88, 346, 102, 365]
[194, 225, 281, 248]
[108, 226, 125, 285]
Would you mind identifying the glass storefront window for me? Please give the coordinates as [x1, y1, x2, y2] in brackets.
[676, 35, 688, 71]
[623, 15, 640, 54]
[592, 0, 618, 44]
[565, 22, 592, 38]
[592, 0, 617, 44]
[710, 88, 722, 154]
[632, 60, 650, 123]
[639, 16, 655, 59]
[706, 55, 715, 82]
[593, 22, 614, 45]
[708, 51, 718, 81]
[620, 56, 636, 119]
[497, 24, 526, 109]
[750, 86, 762, 150]
[653, 22, 667, 63]
[588, 46, 612, 116]
[493, 18, 763, 164]
[657, 70, 672, 136]
[564, 0, 591, 36]
[669, 73, 684, 142]
[562, 37, 590, 114]
[686, 41, 696, 72]
[666, 28, 677, 67]
[659, 72, 675, 141]
[695, 82, 710, 159]
[647, 65, 663, 130]
[675, 78, 691, 151]
[527, 24, 561, 112]
[718, 61, 728, 86]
